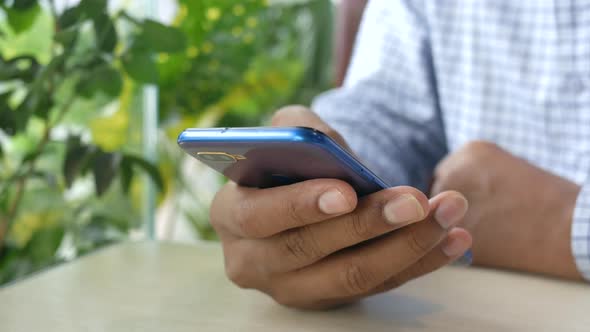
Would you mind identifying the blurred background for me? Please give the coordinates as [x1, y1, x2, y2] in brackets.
[0, 0, 367, 285]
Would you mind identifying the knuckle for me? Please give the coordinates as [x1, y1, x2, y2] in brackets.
[209, 211, 222, 232]
[462, 140, 499, 157]
[271, 105, 310, 126]
[267, 280, 309, 308]
[282, 230, 307, 260]
[340, 262, 376, 296]
[437, 168, 461, 191]
[224, 256, 252, 289]
[405, 226, 432, 257]
[281, 227, 323, 263]
[345, 212, 372, 241]
[434, 162, 469, 193]
[284, 197, 307, 228]
[209, 185, 232, 231]
[434, 158, 459, 187]
[271, 289, 300, 308]
[234, 198, 260, 237]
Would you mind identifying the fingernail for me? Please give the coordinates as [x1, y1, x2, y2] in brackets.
[442, 236, 471, 257]
[434, 196, 468, 229]
[383, 194, 425, 226]
[319, 189, 351, 215]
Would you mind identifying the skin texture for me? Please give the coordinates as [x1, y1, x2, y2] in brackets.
[431, 141, 583, 280]
[210, 106, 472, 309]
[334, 0, 369, 86]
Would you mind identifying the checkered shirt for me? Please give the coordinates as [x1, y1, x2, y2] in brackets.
[313, 0, 590, 280]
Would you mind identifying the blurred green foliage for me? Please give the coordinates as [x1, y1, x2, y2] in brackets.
[159, 0, 333, 127]
[157, 0, 334, 240]
[0, 0, 177, 284]
[0, 0, 333, 284]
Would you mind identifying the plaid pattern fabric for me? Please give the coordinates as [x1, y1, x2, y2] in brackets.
[313, 0, 590, 280]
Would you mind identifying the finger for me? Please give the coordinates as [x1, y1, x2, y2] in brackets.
[308, 228, 473, 310]
[270, 191, 468, 307]
[372, 227, 472, 293]
[210, 179, 357, 239]
[259, 186, 430, 272]
[271, 106, 350, 148]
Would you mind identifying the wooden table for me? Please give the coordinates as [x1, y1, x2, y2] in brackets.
[0, 242, 588, 332]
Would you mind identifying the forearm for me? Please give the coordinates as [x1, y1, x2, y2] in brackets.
[334, 0, 368, 86]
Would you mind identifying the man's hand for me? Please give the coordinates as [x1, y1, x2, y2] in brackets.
[432, 141, 583, 280]
[210, 106, 472, 310]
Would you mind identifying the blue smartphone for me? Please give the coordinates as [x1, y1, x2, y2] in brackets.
[177, 127, 389, 196]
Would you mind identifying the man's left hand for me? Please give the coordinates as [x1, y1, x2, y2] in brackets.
[431, 141, 582, 280]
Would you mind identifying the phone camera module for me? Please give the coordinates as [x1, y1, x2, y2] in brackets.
[196, 152, 239, 163]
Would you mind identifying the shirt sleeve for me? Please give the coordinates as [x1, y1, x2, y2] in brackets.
[312, 0, 446, 191]
[572, 181, 590, 281]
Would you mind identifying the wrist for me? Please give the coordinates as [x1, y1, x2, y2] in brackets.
[541, 179, 581, 279]
[471, 174, 582, 279]
[517, 177, 580, 279]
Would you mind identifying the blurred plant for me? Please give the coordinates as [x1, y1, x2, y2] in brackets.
[0, 0, 334, 283]
[156, 0, 334, 240]
[0, 0, 184, 284]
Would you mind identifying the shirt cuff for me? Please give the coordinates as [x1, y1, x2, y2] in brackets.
[572, 181, 590, 281]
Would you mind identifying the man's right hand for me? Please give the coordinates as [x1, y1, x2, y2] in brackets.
[209, 106, 472, 310]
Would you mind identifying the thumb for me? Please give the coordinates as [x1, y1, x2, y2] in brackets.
[270, 105, 350, 149]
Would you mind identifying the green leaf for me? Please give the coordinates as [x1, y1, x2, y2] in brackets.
[57, 0, 106, 29]
[92, 151, 122, 196]
[5, 3, 41, 34]
[122, 51, 158, 83]
[120, 158, 133, 194]
[137, 19, 186, 53]
[76, 64, 123, 98]
[36, 53, 66, 83]
[0, 248, 33, 285]
[10, 0, 38, 10]
[80, 214, 126, 245]
[57, 6, 82, 29]
[17, 89, 53, 120]
[0, 55, 39, 82]
[0, 185, 11, 213]
[26, 226, 65, 265]
[93, 13, 117, 53]
[63, 136, 93, 187]
[15, 54, 65, 120]
[29, 170, 58, 188]
[0, 93, 17, 135]
[32, 92, 53, 119]
[0, 59, 20, 81]
[123, 154, 164, 192]
[78, 0, 107, 17]
[54, 26, 79, 49]
[12, 97, 32, 131]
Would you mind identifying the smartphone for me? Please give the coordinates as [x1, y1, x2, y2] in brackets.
[177, 127, 389, 197]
